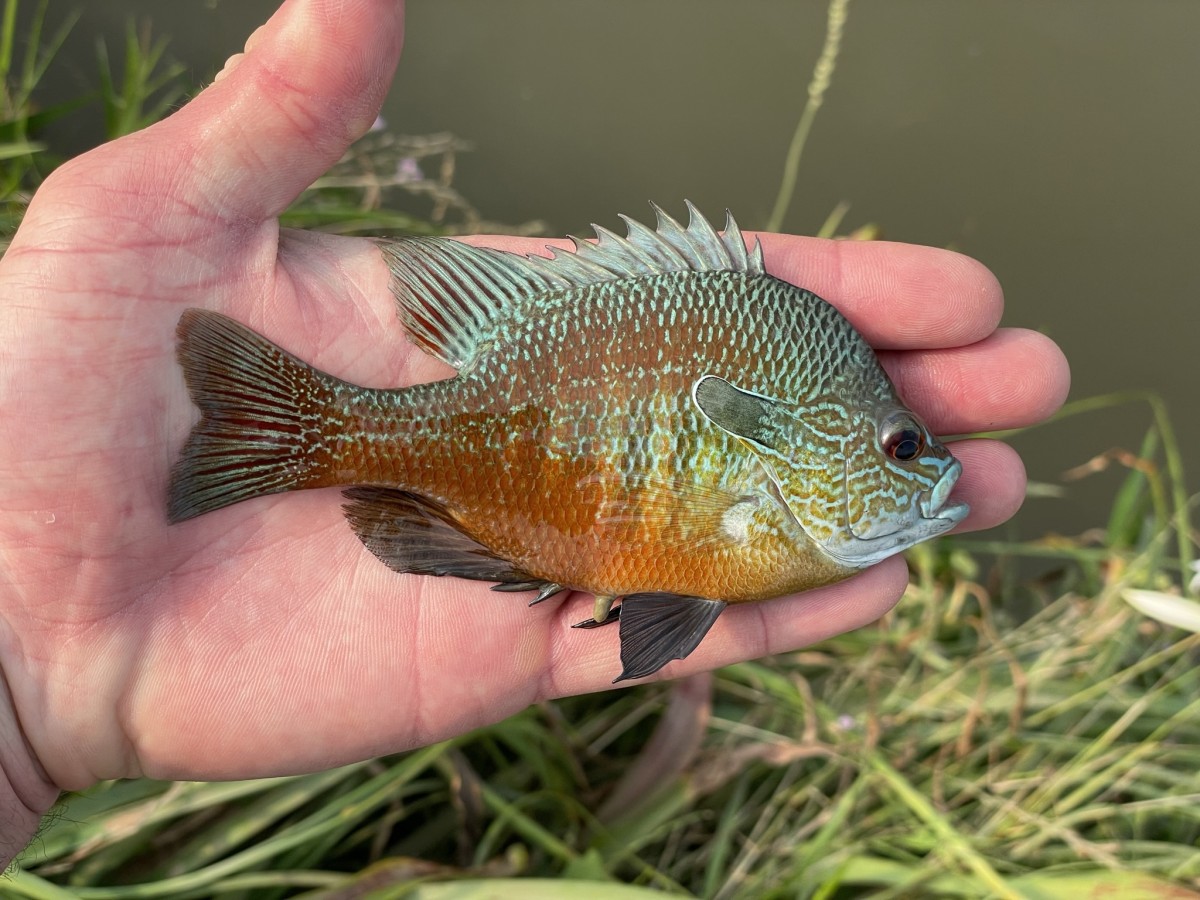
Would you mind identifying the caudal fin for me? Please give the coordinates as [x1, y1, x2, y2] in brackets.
[167, 309, 341, 523]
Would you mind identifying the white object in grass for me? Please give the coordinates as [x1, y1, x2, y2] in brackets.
[1123, 588, 1200, 634]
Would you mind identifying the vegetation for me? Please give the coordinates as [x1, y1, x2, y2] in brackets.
[3, 1, 1197, 897]
[11, 437, 1199, 899]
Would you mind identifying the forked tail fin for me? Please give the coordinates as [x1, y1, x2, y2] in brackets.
[167, 309, 342, 523]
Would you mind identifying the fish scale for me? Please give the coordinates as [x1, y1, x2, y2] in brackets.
[344, 276, 799, 596]
[167, 203, 967, 681]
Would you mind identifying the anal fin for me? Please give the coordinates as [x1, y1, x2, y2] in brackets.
[610, 593, 727, 683]
[342, 487, 539, 587]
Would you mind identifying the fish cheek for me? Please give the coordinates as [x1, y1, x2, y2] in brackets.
[746, 415, 848, 551]
[691, 374, 863, 566]
[841, 438, 922, 541]
[691, 374, 806, 519]
[771, 464, 843, 548]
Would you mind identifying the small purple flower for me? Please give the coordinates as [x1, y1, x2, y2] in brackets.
[395, 157, 423, 183]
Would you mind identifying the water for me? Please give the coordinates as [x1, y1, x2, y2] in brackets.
[24, 0, 1200, 543]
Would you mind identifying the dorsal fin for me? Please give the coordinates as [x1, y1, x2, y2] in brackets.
[377, 202, 764, 371]
[377, 237, 559, 369]
[526, 201, 765, 283]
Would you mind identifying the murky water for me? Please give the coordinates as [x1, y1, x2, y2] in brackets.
[24, 0, 1200, 543]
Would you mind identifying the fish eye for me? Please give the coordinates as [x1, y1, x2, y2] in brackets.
[880, 415, 926, 463]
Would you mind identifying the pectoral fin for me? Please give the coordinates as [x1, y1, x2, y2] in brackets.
[491, 580, 568, 606]
[611, 593, 727, 683]
[342, 487, 554, 593]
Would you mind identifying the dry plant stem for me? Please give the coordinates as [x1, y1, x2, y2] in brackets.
[597, 672, 713, 823]
[766, 0, 850, 233]
[970, 389, 1193, 588]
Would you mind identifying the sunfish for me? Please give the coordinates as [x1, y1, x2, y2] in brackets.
[168, 203, 967, 681]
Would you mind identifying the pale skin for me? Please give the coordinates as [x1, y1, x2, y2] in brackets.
[0, 0, 1069, 866]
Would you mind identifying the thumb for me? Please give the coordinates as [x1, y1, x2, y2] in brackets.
[160, 0, 404, 223]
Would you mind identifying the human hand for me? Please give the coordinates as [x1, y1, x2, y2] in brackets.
[0, 0, 1067, 864]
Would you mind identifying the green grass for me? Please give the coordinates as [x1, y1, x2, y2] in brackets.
[10, 489, 1200, 898]
[7, 363, 1198, 897]
[3, 2, 1199, 897]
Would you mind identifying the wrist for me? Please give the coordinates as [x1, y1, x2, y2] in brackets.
[0, 669, 60, 869]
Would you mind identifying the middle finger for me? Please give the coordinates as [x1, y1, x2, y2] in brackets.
[878, 328, 1070, 436]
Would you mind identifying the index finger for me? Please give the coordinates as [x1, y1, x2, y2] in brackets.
[472, 225, 1003, 352]
[754, 234, 1004, 350]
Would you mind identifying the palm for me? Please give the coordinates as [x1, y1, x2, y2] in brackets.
[1, 151, 557, 779]
[0, 0, 1067, 797]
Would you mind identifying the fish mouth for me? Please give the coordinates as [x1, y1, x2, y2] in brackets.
[822, 456, 972, 570]
[920, 459, 969, 526]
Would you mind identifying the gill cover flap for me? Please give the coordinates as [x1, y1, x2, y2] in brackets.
[692, 374, 784, 451]
[377, 202, 764, 371]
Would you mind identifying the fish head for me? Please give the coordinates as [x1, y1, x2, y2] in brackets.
[814, 404, 968, 568]
[693, 375, 968, 572]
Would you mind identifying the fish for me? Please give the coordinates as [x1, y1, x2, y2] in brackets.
[167, 202, 968, 682]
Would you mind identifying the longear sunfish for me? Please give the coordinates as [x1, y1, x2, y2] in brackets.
[168, 203, 968, 681]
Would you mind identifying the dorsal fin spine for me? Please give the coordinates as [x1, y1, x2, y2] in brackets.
[620, 213, 691, 269]
[684, 200, 728, 268]
[722, 211, 750, 271]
